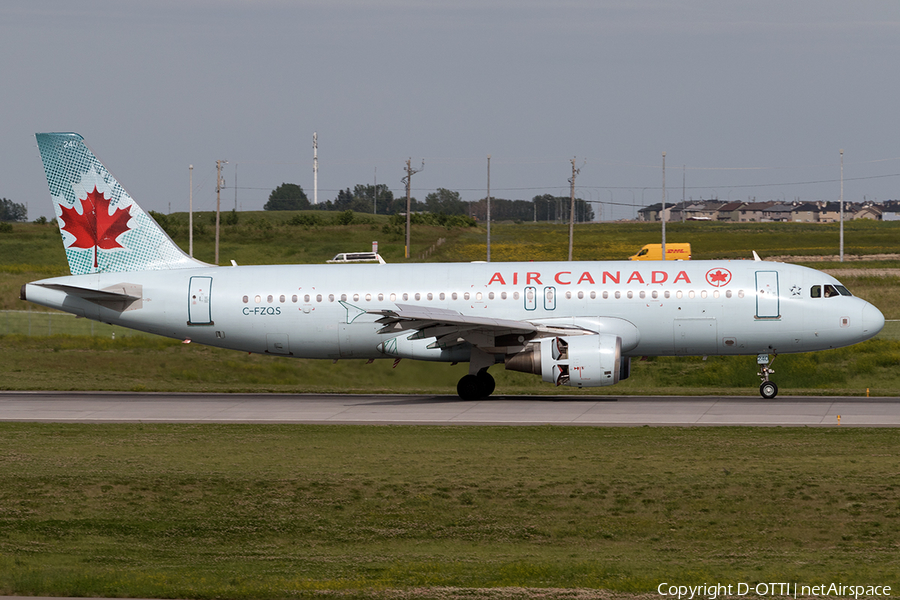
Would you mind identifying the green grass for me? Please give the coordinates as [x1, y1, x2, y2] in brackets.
[1, 424, 899, 598]
[2, 324, 899, 395]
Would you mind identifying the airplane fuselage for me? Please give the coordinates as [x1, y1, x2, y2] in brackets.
[25, 259, 883, 364]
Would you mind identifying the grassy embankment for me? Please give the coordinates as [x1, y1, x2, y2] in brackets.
[1, 215, 898, 395]
[2, 424, 900, 599]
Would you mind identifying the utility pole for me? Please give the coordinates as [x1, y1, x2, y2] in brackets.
[567, 157, 581, 261]
[840, 149, 844, 263]
[402, 158, 424, 259]
[374, 167, 377, 215]
[486, 155, 491, 262]
[313, 132, 318, 205]
[215, 159, 227, 265]
[682, 164, 686, 223]
[189, 164, 193, 258]
[661, 152, 667, 261]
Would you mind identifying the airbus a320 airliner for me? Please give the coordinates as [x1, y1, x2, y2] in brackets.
[22, 133, 885, 399]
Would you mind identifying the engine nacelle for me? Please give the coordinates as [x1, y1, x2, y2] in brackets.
[505, 334, 622, 387]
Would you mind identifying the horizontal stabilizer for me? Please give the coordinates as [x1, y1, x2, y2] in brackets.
[32, 282, 143, 312]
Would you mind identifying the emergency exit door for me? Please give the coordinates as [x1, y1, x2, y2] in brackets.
[188, 276, 213, 325]
[755, 271, 779, 319]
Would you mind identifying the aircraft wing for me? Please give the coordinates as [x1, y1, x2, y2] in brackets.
[368, 303, 591, 350]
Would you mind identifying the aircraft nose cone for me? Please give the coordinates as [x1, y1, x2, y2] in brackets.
[861, 302, 885, 338]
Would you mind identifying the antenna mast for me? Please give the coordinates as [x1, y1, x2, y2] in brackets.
[313, 132, 318, 205]
[215, 159, 227, 265]
[402, 158, 424, 259]
[567, 157, 582, 261]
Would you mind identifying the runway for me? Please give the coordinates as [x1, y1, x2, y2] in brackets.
[1, 391, 899, 426]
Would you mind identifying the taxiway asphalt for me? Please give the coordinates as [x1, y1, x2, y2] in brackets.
[1, 391, 899, 426]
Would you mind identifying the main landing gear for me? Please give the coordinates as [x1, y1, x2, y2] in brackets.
[757, 353, 778, 399]
[457, 368, 495, 401]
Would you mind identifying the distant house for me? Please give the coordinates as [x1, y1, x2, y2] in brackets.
[853, 205, 882, 220]
[638, 203, 663, 222]
[685, 202, 725, 220]
[882, 204, 900, 221]
[738, 202, 775, 222]
[636, 199, 890, 223]
[819, 202, 842, 223]
[716, 202, 745, 222]
[761, 204, 794, 222]
[791, 203, 820, 223]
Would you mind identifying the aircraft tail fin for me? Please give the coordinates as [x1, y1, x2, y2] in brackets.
[35, 132, 207, 275]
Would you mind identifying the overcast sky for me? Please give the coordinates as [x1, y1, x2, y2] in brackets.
[3, 0, 900, 221]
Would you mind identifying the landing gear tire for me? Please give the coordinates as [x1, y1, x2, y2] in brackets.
[478, 370, 496, 397]
[457, 371, 495, 400]
[759, 381, 778, 400]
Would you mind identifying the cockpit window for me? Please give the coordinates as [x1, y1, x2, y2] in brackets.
[835, 285, 852, 297]
[823, 284, 839, 298]
[810, 285, 821, 298]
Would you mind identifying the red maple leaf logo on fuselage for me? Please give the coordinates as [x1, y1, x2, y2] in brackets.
[705, 268, 732, 287]
[59, 187, 132, 268]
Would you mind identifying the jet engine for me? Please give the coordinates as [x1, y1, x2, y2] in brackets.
[505, 334, 623, 387]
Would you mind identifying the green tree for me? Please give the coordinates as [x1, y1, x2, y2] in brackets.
[264, 183, 310, 211]
[352, 184, 394, 214]
[425, 188, 466, 215]
[0, 198, 27, 222]
[529, 194, 594, 222]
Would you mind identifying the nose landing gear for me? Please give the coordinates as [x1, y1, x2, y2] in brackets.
[757, 353, 778, 399]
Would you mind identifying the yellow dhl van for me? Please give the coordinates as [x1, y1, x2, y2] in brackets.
[629, 243, 691, 261]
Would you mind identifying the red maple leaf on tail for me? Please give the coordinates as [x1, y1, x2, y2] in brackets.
[59, 187, 132, 268]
